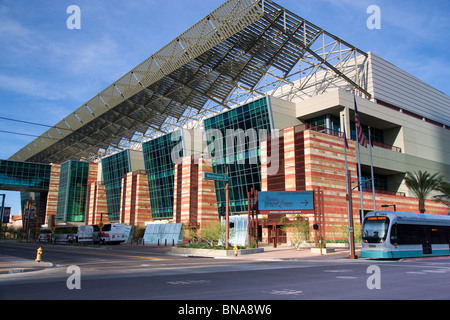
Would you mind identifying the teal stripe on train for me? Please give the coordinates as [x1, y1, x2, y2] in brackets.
[362, 249, 450, 259]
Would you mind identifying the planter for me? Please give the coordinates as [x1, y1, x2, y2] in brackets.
[310, 247, 335, 254]
[171, 247, 264, 257]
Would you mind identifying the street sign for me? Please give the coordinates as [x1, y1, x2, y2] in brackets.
[203, 172, 228, 181]
[98, 222, 104, 229]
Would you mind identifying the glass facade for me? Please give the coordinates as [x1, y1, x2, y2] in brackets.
[307, 114, 341, 132]
[143, 130, 183, 219]
[203, 96, 273, 215]
[20, 191, 45, 225]
[360, 172, 388, 192]
[306, 114, 385, 144]
[351, 122, 384, 144]
[56, 160, 90, 223]
[101, 150, 131, 222]
[0, 160, 51, 191]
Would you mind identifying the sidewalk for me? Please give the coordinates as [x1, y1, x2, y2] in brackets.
[232, 244, 361, 261]
[168, 243, 362, 261]
[0, 255, 54, 275]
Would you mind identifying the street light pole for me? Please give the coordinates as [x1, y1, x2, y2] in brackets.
[0, 194, 5, 239]
[346, 172, 356, 259]
[225, 167, 230, 250]
[381, 204, 396, 212]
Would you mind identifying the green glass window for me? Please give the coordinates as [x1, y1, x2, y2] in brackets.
[203, 97, 273, 215]
[0, 160, 51, 191]
[101, 150, 131, 222]
[142, 130, 183, 219]
[56, 161, 89, 223]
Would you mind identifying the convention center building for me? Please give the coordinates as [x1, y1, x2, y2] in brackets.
[2, 0, 449, 244]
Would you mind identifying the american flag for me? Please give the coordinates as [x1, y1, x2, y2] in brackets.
[354, 96, 367, 148]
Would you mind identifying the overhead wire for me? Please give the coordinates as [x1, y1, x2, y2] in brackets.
[0, 116, 68, 140]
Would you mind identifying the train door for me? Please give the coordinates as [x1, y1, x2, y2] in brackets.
[422, 227, 432, 255]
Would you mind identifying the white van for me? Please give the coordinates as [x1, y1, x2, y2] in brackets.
[100, 223, 127, 244]
[77, 225, 94, 243]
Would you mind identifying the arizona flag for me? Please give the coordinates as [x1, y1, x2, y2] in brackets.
[343, 122, 349, 150]
[354, 96, 367, 148]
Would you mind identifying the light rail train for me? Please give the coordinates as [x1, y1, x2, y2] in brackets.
[361, 211, 450, 259]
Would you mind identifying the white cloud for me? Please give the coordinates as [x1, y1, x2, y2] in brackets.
[0, 74, 66, 101]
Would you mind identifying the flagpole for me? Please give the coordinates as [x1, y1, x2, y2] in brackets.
[356, 132, 365, 226]
[354, 94, 365, 224]
[369, 126, 376, 210]
[343, 115, 356, 259]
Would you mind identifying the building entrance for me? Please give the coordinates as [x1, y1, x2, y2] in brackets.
[267, 225, 287, 245]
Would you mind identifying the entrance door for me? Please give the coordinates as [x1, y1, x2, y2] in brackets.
[268, 225, 287, 244]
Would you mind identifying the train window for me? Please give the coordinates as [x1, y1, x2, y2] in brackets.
[393, 225, 450, 245]
[363, 217, 390, 243]
[396, 225, 425, 245]
[431, 227, 450, 244]
[390, 224, 397, 244]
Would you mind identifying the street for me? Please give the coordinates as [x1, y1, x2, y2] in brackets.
[1, 241, 450, 303]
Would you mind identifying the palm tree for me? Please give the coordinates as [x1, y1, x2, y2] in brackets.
[404, 171, 444, 213]
[433, 180, 450, 208]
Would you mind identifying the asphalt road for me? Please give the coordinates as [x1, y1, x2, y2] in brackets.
[1, 242, 450, 304]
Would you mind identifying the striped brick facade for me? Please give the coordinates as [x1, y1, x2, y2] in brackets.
[120, 170, 151, 227]
[44, 163, 61, 226]
[86, 182, 108, 225]
[174, 156, 219, 229]
[262, 125, 449, 241]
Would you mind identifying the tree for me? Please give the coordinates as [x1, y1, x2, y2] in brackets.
[197, 221, 222, 247]
[433, 180, 450, 208]
[404, 171, 444, 213]
[281, 215, 310, 250]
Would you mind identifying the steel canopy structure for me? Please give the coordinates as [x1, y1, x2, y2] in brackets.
[10, 0, 370, 164]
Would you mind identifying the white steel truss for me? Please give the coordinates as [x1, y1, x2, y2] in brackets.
[10, 0, 370, 164]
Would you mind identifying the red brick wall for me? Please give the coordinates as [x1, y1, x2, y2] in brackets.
[86, 182, 108, 225]
[120, 170, 151, 227]
[174, 156, 219, 228]
[45, 164, 61, 225]
[263, 126, 449, 241]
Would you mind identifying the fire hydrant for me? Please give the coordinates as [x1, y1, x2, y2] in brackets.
[233, 245, 238, 257]
[35, 247, 43, 263]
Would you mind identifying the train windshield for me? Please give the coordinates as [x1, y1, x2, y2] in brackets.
[363, 217, 390, 243]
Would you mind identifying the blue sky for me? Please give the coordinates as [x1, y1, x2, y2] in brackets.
[0, 0, 449, 216]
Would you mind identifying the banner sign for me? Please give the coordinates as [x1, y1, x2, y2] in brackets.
[2, 207, 11, 223]
[258, 191, 314, 214]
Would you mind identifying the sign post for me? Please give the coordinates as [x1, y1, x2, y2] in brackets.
[203, 172, 228, 182]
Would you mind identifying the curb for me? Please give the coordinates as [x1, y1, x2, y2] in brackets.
[0, 255, 54, 275]
[0, 264, 54, 275]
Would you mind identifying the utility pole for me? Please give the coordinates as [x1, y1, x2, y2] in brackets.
[347, 171, 357, 259]
[0, 194, 5, 239]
